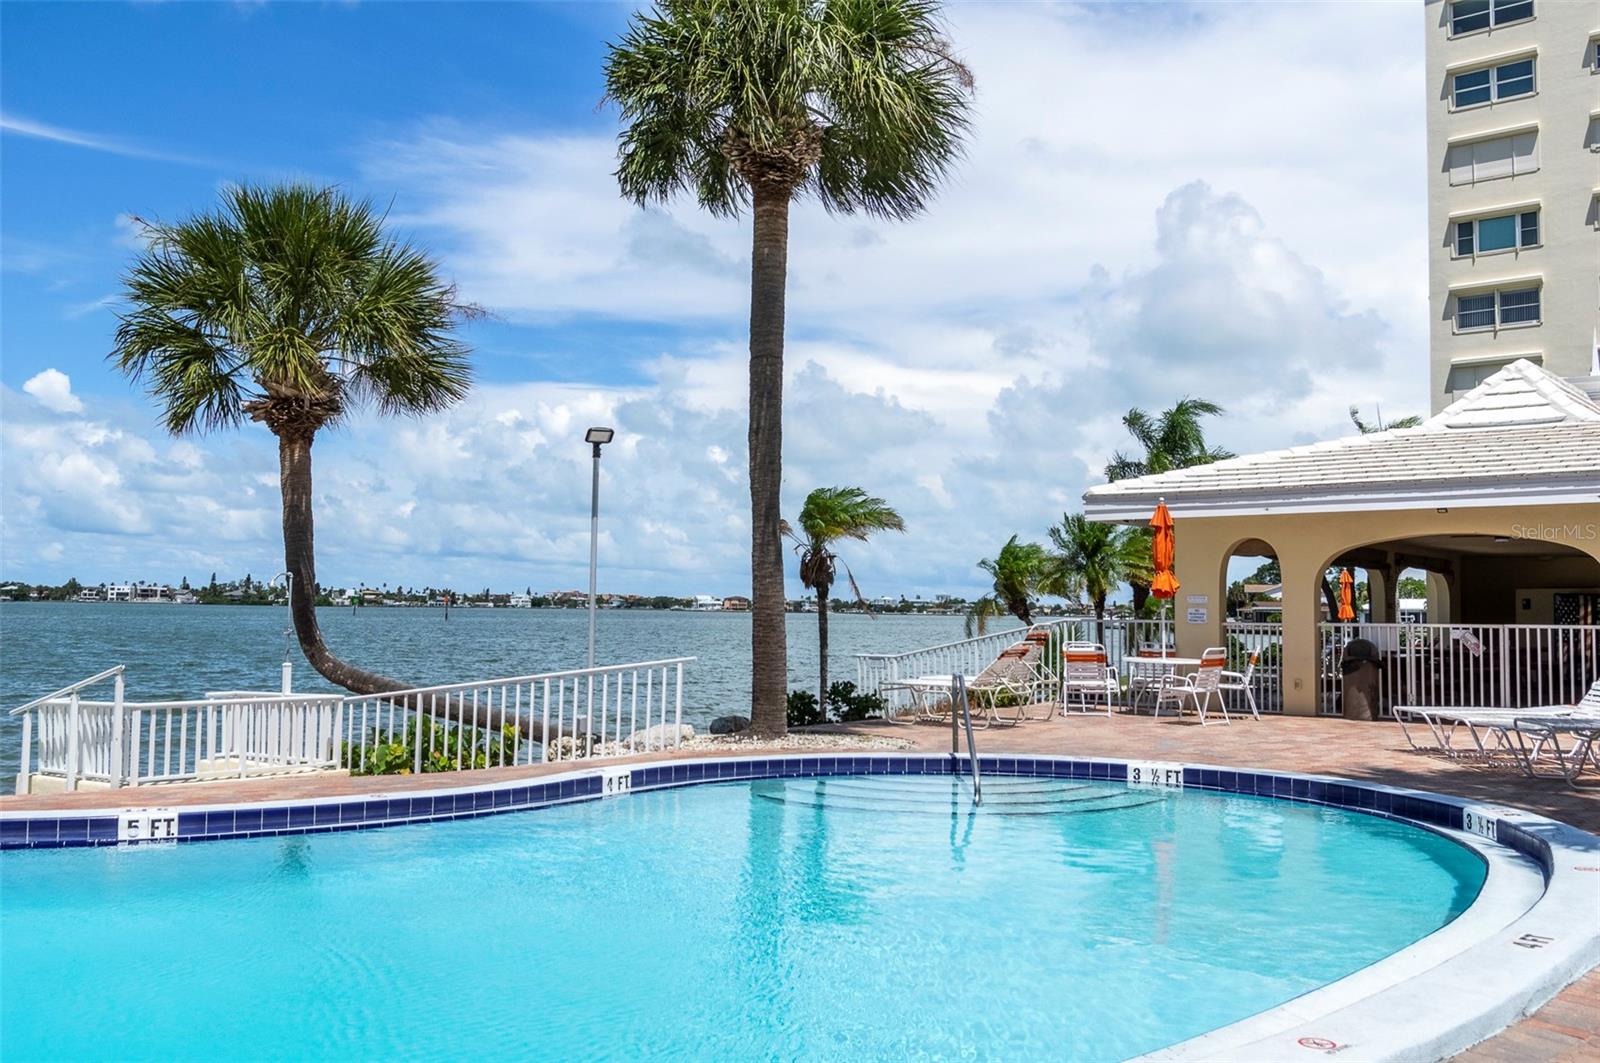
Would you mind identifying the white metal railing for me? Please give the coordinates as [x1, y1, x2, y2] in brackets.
[336, 658, 693, 774]
[1319, 622, 1600, 717]
[10, 658, 695, 794]
[11, 682, 343, 793]
[855, 616, 1269, 713]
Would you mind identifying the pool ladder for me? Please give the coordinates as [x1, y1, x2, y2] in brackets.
[951, 675, 983, 806]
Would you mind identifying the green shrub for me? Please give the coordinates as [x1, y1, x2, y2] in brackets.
[786, 689, 826, 728]
[826, 680, 887, 722]
[346, 718, 517, 775]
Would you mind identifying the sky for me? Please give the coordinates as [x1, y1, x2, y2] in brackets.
[0, 1, 1428, 599]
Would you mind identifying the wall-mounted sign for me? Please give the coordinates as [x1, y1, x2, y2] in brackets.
[1186, 607, 1208, 624]
[1186, 594, 1209, 605]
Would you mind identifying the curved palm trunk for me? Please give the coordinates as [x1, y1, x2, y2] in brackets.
[815, 579, 831, 708]
[279, 432, 405, 696]
[279, 434, 569, 740]
[747, 183, 790, 735]
[1093, 595, 1107, 646]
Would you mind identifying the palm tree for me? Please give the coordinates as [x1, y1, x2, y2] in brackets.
[1349, 404, 1423, 434]
[605, 0, 973, 736]
[1104, 396, 1231, 614]
[787, 487, 904, 704]
[1104, 397, 1233, 481]
[966, 536, 1049, 636]
[1045, 513, 1150, 643]
[111, 183, 476, 696]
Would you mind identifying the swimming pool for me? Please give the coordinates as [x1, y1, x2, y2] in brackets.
[1, 771, 1492, 1061]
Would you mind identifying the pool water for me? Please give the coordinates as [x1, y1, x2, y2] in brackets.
[0, 777, 1485, 1061]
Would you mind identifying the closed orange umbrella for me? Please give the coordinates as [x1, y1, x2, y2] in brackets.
[1150, 501, 1180, 599]
[1338, 568, 1355, 622]
[1149, 500, 1179, 656]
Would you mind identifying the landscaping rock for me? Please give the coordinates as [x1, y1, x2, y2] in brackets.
[708, 714, 751, 735]
[627, 722, 696, 749]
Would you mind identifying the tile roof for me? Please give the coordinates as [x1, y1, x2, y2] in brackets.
[1082, 360, 1600, 518]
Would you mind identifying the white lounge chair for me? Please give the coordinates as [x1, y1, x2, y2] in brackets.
[1509, 716, 1600, 790]
[1154, 647, 1229, 725]
[1061, 642, 1116, 717]
[1393, 679, 1600, 762]
[1218, 651, 1262, 720]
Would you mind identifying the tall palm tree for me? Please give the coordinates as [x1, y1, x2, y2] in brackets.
[966, 535, 1048, 636]
[111, 183, 476, 696]
[1349, 404, 1423, 434]
[1045, 513, 1150, 643]
[605, 0, 973, 736]
[1104, 396, 1231, 614]
[786, 486, 904, 703]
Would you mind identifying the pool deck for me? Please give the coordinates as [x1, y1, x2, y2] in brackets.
[4, 712, 1597, 1060]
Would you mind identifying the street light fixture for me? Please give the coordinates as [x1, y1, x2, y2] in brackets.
[585, 427, 614, 669]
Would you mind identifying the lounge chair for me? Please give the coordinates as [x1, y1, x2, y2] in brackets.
[1508, 716, 1600, 790]
[1393, 679, 1600, 761]
[1061, 642, 1116, 717]
[966, 640, 1046, 727]
[1218, 651, 1262, 720]
[1153, 647, 1229, 725]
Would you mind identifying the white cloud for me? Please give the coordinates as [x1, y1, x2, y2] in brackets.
[22, 368, 85, 414]
[5, 2, 1432, 597]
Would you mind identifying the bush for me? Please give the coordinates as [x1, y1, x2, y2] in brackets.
[826, 681, 887, 722]
[786, 682, 888, 727]
[786, 689, 826, 728]
[346, 718, 516, 776]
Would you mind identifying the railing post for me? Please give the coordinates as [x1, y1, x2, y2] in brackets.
[109, 672, 126, 788]
[65, 692, 81, 792]
[18, 711, 32, 795]
[673, 661, 684, 748]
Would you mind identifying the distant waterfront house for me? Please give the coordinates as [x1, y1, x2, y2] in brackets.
[105, 583, 134, 602]
[1083, 360, 1600, 715]
[721, 595, 751, 611]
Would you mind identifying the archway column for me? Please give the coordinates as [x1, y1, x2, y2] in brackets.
[1277, 546, 1327, 716]
[1169, 520, 1231, 660]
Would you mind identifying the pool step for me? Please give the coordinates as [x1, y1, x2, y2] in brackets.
[754, 778, 1165, 817]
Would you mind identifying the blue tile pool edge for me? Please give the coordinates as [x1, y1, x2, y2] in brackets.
[0, 754, 1588, 881]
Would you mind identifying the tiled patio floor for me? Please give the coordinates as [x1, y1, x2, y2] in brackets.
[4, 711, 1597, 1060]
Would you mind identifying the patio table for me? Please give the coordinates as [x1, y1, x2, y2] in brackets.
[1123, 656, 1202, 711]
[880, 675, 975, 722]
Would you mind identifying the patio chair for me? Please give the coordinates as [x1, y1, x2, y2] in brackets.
[1218, 651, 1262, 720]
[1127, 645, 1175, 707]
[1061, 642, 1116, 717]
[966, 641, 1045, 727]
[1153, 647, 1229, 725]
[1508, 716, 1600, 790]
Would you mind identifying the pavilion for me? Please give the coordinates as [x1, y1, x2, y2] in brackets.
[1082, 359, 1600, 715]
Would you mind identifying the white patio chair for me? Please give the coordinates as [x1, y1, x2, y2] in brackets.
[1154, 647, 1229, 725]
[1061, 642, 1116, 717]
[1393, 679, 1600, 761]
[1218, 651, 1261, 720]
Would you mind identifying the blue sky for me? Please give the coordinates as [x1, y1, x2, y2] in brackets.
[1, 1, 1427, 598]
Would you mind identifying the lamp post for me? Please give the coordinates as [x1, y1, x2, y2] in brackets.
[584, 427, 614, 670]
[270, 571, 293, 692]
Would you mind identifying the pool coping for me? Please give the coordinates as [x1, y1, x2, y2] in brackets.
[2, 752, 1596, 1063]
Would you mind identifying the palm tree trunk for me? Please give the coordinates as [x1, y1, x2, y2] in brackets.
[816, 580, 831, 708]
[1094, 596, 1106, 646]
[279, 431, 404, 696]
[747, 182, 790, 736]
[1130, 580, 1150, 616]
[279, 433, 569, 741]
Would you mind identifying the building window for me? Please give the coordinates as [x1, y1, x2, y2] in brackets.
[1449, 0, 1534, 35]
[1454, 210, 1540, 256]
[1456, 286, 1541, 331]
[1452, 59, 1535, 108]
[1446, 131, 1538, 185]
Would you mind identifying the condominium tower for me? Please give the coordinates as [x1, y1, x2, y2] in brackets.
[1423, 0, 1600, 411]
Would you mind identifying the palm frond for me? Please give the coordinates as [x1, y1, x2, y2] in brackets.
[110, 182, 474, 438]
